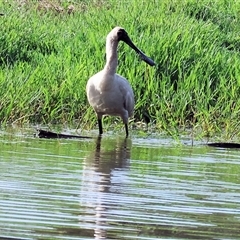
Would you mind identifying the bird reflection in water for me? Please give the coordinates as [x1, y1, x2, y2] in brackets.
[79, 136, 132, 239]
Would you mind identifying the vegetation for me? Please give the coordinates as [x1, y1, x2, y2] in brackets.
[1, 0, 240, 139]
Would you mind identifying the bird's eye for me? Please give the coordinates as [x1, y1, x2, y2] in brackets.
[117, 29, 126, 40]
[117, 30, 123, 38]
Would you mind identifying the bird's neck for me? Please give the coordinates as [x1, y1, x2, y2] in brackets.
[104, 38, 119, 75]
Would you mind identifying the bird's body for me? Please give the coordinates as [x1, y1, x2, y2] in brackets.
[87, 72, 134, 122]
[86, 26, 155, 137]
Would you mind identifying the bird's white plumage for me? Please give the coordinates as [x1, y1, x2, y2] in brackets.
[86, 26, 154, 136]
[86, 71, 134, 124]
[86, 27, 135, 136]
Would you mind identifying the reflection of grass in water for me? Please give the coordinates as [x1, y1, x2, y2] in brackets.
[36, 218, 239, 239]
[1, 0, 240, 139]
[125, 219, 237, 239]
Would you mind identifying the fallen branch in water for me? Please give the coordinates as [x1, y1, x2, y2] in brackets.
[36, 129, 92, 139]
[207, 142, 240, 148]
[36, 129, 240, 147]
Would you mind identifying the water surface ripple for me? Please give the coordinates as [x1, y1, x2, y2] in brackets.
[0, 134, 240, 239]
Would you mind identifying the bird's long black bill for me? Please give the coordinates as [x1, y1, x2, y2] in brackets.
[123, 36, 155, 66]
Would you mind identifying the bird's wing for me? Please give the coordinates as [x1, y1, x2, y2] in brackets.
[117, 77, 135, 116]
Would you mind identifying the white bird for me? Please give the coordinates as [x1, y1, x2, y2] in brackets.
[86, 26, 155, 137]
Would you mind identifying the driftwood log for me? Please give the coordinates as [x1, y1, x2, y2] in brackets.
[36, 129, 240, 148]
[36, 129, 92, 139]
[207, 142, 240, 148]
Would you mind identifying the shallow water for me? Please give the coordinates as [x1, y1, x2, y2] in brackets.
[0, 128, 240, 240]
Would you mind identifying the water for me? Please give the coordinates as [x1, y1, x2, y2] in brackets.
[0, 128, 240, 239]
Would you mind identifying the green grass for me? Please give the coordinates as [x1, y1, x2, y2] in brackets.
[1, 0, 240, 139]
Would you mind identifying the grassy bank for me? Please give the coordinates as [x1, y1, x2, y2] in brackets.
[1, 0, 240, 138]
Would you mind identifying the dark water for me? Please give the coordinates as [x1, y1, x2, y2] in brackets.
[0, 128, 240, 239]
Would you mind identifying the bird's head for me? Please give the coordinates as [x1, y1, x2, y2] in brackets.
[108, 26, 155, 67]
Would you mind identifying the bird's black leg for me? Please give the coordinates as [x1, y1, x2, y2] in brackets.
[98, 118, 103, 135]
[125, 124, 129, 138]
